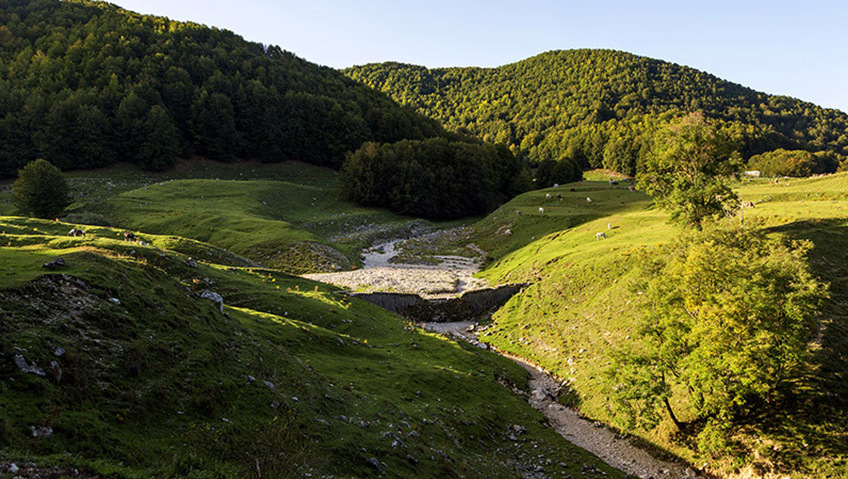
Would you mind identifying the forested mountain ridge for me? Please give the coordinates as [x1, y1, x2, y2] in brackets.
[345, 49, 848, 175]
[0, 0, 443, 176]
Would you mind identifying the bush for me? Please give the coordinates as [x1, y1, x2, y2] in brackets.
[12, 158, 71, 218]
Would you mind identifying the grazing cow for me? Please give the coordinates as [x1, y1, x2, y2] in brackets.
[515, 210, 522, 216]
[538, 207, 545, 214]
[123, 232, 136, 242]
[556, 194, 562, 199]
[627, 185, 635, 191]
[596, 232, 607, 240]
[545, 193, 552, 199]
[741, 201, 756, 209]
[67, 228, 85, 237]
[586, 197, 593, 203]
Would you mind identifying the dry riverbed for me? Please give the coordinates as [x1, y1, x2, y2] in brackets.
[306, 229, 700, 479]
[304, 229, 487, 298]
[422, 321, 700, 479]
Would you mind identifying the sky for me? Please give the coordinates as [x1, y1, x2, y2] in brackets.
[113, 0, 848, 113]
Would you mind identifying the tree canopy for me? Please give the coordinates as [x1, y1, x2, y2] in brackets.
[346, 50, 848, 176]
[747, 148, 839, 177]
[341, 138, 530, 220]
[637, 113, 740, 229]
[606, 227, 827, 455]
[0, 0, 443, 176]
[12, 158, 70, 218]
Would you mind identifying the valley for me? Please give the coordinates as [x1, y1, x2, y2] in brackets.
[1, 1, 847, 478]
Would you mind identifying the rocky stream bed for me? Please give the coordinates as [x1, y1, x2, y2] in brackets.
[304, 231, 701, 479]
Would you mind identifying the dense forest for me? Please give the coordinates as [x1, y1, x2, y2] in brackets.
[0, 0, 444, 176]
[346, 50, 848, 176]
[342, 137, 529, 219]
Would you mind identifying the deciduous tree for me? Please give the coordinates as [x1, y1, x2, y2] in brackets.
[637, 113, 741, 229]
[12, 158, 71, 218]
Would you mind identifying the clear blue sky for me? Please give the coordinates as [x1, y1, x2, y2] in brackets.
[113, 0, 848, 113]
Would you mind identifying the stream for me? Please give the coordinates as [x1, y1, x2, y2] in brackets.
[307, 232, 699, 479]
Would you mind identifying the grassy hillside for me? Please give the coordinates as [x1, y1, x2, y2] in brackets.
[1, 160, 432, 274]
[0, 214, 626, 478]
[346, 50, 848, 175]
[468, 172, 848, 477]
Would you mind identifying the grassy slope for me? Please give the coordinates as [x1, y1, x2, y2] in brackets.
[0, 215, 625, 478]
[470, 173, 848, 477]
[1, 160, 426, 274]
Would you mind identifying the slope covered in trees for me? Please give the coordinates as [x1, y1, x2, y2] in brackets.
[0, 0, 443, 176]
[345, 50, 848, 176]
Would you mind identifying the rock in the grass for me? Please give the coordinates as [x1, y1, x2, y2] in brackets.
[263, 380, 275, 390]
[49, 361, 62, 382]
[53, 346, 65, 357]
[9, 464, 19, 474]
[512, 424, 526, 435]
[30, 425, 53, 438]
[108, 297, 121, 305]
[14, 354, 46, 377]
[366, 457, 382, 471]
[185, 257, 198, 268]
[199, 290, 224, 312]
[316, 418, 330, 426]
[42, 258, 66, 269]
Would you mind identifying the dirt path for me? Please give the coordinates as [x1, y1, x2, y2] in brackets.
[420, 323, 699, 479]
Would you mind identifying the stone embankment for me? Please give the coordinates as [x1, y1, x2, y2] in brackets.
[350, 283, 525, 322]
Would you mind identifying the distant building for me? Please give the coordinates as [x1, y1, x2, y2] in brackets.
[744, 170, 761, 177]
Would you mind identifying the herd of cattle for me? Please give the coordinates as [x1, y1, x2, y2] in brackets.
[67, 228, 144, 243]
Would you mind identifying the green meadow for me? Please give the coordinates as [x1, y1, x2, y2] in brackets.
[0, 212, 624, 478]
[469, 172, 848, 477]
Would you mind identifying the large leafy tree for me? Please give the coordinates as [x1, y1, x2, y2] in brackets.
[12, 158, 71, 218]
[607, 227, 827, 455]
[638, 113, 742, 229]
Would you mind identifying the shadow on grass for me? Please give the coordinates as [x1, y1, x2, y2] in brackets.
[752, 219, 848, 471]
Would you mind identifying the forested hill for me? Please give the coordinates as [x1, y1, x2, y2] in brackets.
[345, 49, 848, 175]
[0, 0, 442, 177]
